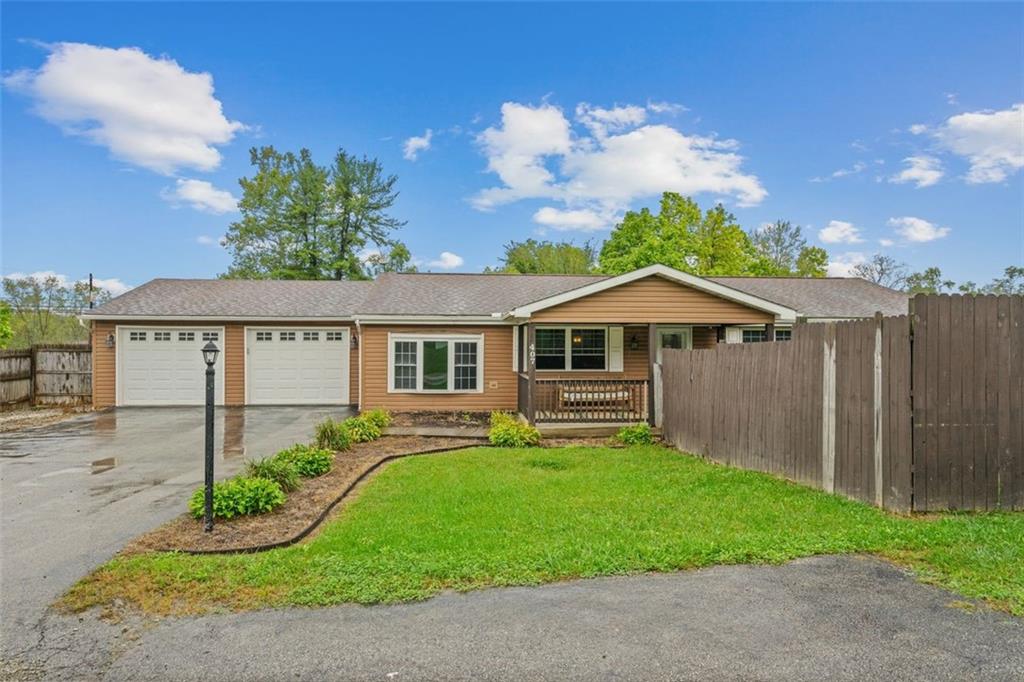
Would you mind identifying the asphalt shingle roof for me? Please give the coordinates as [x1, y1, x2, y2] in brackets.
[85, 273, 908, 320]
[86, 278, 374, 318]
[710, 277, 909, 318]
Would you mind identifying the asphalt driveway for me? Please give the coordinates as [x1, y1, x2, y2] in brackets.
[0, 406, 353, 662]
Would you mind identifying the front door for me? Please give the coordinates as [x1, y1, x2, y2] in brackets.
[656, 327, 692, 363]
[653, 326, 692, 427]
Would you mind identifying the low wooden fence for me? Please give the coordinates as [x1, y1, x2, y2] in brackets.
[661, 294, 1022, 512]
[0, 344, 92, 407]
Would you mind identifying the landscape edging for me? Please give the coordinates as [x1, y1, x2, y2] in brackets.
[158, 443, 485, 556]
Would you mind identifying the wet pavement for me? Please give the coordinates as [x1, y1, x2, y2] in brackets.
[0, 406, 353, 671]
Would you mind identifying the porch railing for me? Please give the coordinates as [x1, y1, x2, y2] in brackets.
[531, 378, 648, 424]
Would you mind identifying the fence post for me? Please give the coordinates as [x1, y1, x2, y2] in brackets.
[29, 345, 37, 406]
[873, 312, 884, 507]
[526, 323, 536, 424]
[821, 325, 836, 493]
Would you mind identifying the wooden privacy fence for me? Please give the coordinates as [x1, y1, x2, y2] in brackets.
[661, 294, 1022, 512]
[0, 344, 92, 407]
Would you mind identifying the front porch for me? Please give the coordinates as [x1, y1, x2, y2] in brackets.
[516, 321, 780, 426]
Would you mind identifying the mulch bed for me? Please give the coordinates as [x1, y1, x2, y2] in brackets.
[0, 405, 93, 433]
[122, 435, 480, 555]
[390, 410, 490, 428]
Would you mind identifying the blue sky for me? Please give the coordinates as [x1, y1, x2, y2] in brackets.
[2, 2, 1022, 294]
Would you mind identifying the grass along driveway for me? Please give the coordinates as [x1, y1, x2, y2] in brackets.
[63, 445, 1023, 616]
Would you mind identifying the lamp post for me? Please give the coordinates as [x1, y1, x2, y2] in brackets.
[201, 341, 220, 532]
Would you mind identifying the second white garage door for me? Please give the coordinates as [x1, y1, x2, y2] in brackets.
[246, 328, 349, 405]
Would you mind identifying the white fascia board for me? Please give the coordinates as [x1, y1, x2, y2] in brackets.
[81, 314, 356, 322]
[506, 264, 798, 322]
[354, 315, 512, 325]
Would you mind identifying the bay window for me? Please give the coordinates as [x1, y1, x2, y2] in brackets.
[388, 334, 483, 393]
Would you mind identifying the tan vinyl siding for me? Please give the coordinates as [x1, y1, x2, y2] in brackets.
[531, 276, 773, 324]
[92, 321, 116, 408]
[360, 325, 516, 411]
[91, 320, 357, 407]
[693, 325, 719, 349]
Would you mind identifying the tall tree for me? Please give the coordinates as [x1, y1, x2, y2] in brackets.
[494, 239, 597, 274]
[851, 254, 908, 289]
[984, 265, 1024, 294]
[364, 242, 418, 277]
[0, 302, 13, 349]
[598, 193, 758, 275]
[749, 220, 828, 277]
[2, 275, 111, 346]
[222, 146, 406, 280]
[905, 267, 956, 294]
[795, 246, 829, 277]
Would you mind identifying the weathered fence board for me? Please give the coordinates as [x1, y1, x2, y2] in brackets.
[0, 344, 92, 407]
[662, 294, 1019, 512]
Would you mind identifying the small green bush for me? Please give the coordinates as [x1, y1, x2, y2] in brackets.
[488, 411, 541, 448]
[343, 416, 382, 443]
[360, 408, 392, 430]
[188, 477, 286, 520]
[244, 456, 300, 492]
[315, 417, 352, 451]
[617, 422, 653, 446]
[277, 443, 334, 477]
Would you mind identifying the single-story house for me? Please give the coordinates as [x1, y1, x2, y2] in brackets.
[81, 264, 907, 425]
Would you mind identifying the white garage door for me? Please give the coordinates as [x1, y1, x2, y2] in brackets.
[118, 327, 226, 406]
[246, 328, 349, 405]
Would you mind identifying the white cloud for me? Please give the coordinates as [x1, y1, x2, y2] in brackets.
[888, 216, 951, 243]
[427, 251, 464, 270]
[889, 155, 944, 188]
[471, 100, 766, 229]
[909, 124, 928, 135]
[826, 252, 867, 277]
[4, 42, 244, 174]
[812, 161, 867, 182]
[533, 206, 612, 232]
[945, 92, 959, 106]
[2, 270, 131, 296]
[879, 238, 895, 247]
[818, 220, 864, 244]
[162, 178, 238, 214]
[575, 103, 647, 138]
[402, 128, 433, 161]
[646, 100, 687, 115]
[931, 103, 1024, 183]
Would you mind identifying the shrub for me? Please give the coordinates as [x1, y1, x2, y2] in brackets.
[360, 408, 392, 430]
[488, 411, 541, 448]
[343, 416, 382, 443]
[277, 443, 334, 477]
[315, 417, 352, 451]
[244, 456, 300, 492]
[188, 477, 286, 520]
[617, 422, 653, 446]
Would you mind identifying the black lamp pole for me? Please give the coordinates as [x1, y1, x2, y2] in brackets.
[201, 341, 220, 532]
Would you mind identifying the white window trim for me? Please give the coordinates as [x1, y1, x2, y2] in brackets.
[535, 325, 611, 373]
[386, 332, 485, 394]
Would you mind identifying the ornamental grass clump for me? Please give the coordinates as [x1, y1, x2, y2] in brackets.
[244, 456, 301, 492]
[188, 477, 286, 520]
[315, 417, 353, 451]
[488, 411, 541, 448]
[277, 443, 334, 478]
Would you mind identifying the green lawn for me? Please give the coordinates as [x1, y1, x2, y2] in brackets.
[62, 445, 1023, 616]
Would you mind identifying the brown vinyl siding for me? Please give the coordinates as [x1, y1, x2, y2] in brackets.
[531, 276, 773, 324]
[91, 320, 357, 407]
[360, 325, 516, 411]
[693, 326, 719, 349]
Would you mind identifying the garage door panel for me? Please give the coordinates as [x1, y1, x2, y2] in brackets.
[247, 328, 348, 405]
[118, 328, 225, 406]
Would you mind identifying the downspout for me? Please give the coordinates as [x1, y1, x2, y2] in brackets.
[355, 319, 363, 410]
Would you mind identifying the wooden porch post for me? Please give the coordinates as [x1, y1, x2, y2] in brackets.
[647, 323, 657, 426]
[716, 325, 726, 344]
[526, 323, 536, 424]
[765, 323, 776, 342]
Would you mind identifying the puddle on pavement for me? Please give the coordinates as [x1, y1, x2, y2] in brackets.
[91, 457, 118, 474]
